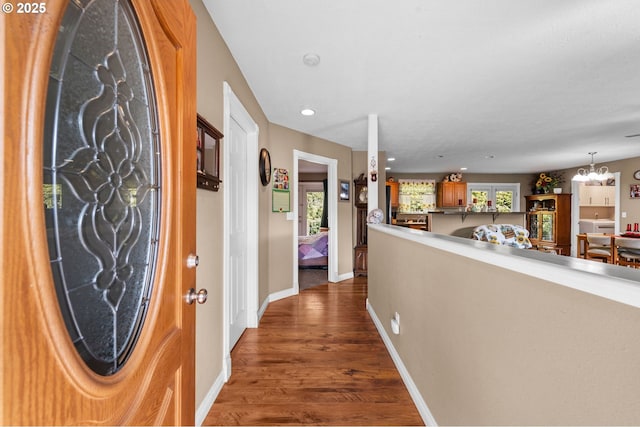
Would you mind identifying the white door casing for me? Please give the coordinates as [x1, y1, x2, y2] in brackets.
[223, 82, 258, 379]
[570, 172, 621, 257]
[293, 150, 339, 291]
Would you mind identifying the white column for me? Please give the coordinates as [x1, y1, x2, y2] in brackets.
[367, 114, 379, 213]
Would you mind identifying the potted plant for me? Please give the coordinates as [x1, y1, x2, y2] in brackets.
[534, 172, 564, 194]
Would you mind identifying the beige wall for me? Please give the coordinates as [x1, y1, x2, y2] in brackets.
[190, 0, 269, 408]
[188, 0, 269, 406]
[268, 124, 354, 284]
[368, 227, 640, 425]
[191, 0, 355, 408]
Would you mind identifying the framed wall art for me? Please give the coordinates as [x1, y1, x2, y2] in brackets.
[339, 180, 350, 201]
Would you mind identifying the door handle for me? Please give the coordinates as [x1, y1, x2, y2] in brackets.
[184, 288, 208, 304]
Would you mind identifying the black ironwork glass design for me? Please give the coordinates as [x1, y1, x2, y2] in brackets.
[43, 0, 161, 376]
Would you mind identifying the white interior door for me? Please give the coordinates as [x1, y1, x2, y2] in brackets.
[228, 117, 248, 348]
[223, 82, 258, 378]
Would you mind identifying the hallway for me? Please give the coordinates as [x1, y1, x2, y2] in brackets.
[203, 277, 424, 426]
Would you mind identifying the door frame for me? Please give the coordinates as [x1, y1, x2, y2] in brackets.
[570, 172, 621, 257]
[222, 82, 259, 379]
[293, 150, 339, 290]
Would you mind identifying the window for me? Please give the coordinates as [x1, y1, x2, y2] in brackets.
[467, 183, 520, 212]
[299, 182, 324, 235]
[306, 191, 324, 235]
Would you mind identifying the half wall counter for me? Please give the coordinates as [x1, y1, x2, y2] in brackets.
[366, 223, 640, 425]
[426, 211, 527, 237]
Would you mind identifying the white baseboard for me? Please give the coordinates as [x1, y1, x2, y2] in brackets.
[269, 286, 297, 303]
[366, 299, 438, 427]
[257, 286, 298, 324]
[335, 271, 354, 282]
[195, 370, 226, 427]
[258, 296, 270, 322]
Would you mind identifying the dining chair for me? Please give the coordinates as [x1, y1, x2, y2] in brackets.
[614, 237, 640, 268]
[585, 233, 612, 263]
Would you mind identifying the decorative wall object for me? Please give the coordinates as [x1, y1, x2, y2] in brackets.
[273, 168, 289, 189]
[339, 180, 350, 201]
[272, 168, 290, 212]
[196, 114, 223, 191]
[272, 189, 290, 212]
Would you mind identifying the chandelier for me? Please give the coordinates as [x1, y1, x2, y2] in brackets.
[572, 152, 610, 182]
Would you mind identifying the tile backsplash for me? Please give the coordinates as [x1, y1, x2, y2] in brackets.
[579, 206, 614, 220]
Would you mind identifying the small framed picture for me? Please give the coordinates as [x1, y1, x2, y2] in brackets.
[339, 180, 350, 201]
[630, 184, 640, 198]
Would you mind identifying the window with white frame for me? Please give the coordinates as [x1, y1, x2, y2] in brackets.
[467, 183, 520, 212]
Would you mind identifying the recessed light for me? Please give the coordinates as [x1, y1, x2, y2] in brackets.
[387, 157, 395, 162]
[385, 167, 391, 170]
[301, 108, 315, 116]
[460, 167, 468, 171]
[302, 53, 320, 66]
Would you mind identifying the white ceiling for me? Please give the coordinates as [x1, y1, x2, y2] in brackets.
[203, 0, 640, 174]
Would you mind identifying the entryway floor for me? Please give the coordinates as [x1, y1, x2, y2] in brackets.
[202, 277, 424, 426]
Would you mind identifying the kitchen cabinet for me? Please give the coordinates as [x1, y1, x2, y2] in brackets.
[436, 182, 467, 208]
[386, 180, 399, 208]
[579, 185, 615, 206]
[525, 194, 572, 255]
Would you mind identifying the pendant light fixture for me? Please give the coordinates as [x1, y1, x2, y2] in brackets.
[572, 152, 610, 182]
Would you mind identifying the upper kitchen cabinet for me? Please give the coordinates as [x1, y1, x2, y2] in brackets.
[437, 182, 467, 208]
[579, 184, 615, 206]
[386, 180, 399, 208]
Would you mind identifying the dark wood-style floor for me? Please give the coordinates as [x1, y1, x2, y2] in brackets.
[203, 277, 424, 426]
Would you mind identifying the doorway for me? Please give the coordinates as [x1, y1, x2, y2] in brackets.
[298, 165, 328, 290]
[570, 172, 621, 257]
[222, 82, 259, 379]
[293, 151, 339, 292]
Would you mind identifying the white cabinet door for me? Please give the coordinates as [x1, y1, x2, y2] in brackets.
[580, 185, 615, 206]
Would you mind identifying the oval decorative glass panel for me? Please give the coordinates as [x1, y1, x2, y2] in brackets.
[43, 0, 161, 376]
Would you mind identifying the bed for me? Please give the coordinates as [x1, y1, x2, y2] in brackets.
[298, 231, 328, 268]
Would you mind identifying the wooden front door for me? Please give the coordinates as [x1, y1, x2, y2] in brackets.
[2, 0, 197, 424]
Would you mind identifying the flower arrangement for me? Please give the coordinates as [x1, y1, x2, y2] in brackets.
[534, 171, 564, 193]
